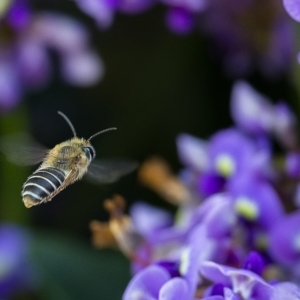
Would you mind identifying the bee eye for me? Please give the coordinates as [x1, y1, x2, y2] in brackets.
[82, 146, 95, 161]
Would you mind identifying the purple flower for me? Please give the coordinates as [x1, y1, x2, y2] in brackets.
[0, 3, 104, 112]
[227, 176, 284, 230]
[165, 7, 194, 34]
[283, 0, 300, 22]
[123, 265, 192, 300]
[208, 128, 260, 178]
[0, 224, 35, 298]
[200, 0, 295, 77]
[123, 264, 171, 300]
[200, 259, 300, 299]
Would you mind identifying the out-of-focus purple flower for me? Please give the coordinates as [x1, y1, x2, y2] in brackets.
[200, 260, 300, 300]
[123, 264, 192, 300]
[283, 0, 300, 22]
[165, 7, 194, 34]
[130, 202, 173, 237]
[228, 176, 284, 230]
[230, 81, 297, 149]
[177, 133, 209, 173]
[0, 224, 35, 298]
[208, 128, 258, 178]
[6, 0, 31, 30]
[200, 0, 295, 78]
[0, 2, 104, 112]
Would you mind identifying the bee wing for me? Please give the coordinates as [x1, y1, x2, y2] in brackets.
[86, 158, 138, 184]
[0, 133, 48, 166]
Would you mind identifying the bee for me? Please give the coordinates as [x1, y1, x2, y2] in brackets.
[1, 111, 137, 208]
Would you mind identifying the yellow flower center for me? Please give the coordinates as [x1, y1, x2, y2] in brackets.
[0, 0, 11, 17]
[215, 154, 236, 177]
[235, 197, 259, 220]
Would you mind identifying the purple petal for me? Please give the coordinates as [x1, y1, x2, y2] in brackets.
[155, 261, 180, 278]
[0, 224, 32, 298]
[208, 128, 256, 178]
[242, 251, 264, 276]
[31, 13, 89, 53]
[283, 0, 300, 22]
[202, 296, 225, 300]
[199, 261, 232, 286]
[271, 282, 300, 300]
[197, 193, 236, 239]
[75, 0, 115, 28]
[16, 39, 51, 88]
[223, 287, 241, 300]
[176, 133, 209, 172]
[181, 224, 219, 295]
[6, 0, 31, 30]
[61, 50, 104, 86]
[159, 277, 189, 300]
[0, 60, 22, 112]
[200, 261, 273, 299]
[196, 172, 226, 197]
[228, 176, 284, 229]
[130, 202, 173, 236]
[230, 81, 273, 135]
[123, 265, 170, 300]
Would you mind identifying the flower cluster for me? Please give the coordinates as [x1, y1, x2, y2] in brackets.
[75, 0, 295, 77]
[91, 81, 300, 299]
[0, 0, 104, 112]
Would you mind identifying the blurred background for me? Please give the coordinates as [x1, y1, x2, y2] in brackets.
[0, 0, 299, 299]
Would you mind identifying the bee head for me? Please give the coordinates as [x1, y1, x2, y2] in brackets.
[82, 145, 96, 161]
[57, 111, 116, 164]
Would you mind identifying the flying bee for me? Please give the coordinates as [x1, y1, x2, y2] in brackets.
[0, 111, 137, 208]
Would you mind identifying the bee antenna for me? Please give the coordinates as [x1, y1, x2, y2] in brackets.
[88, 127, 117, 141]
[58, 111, 77, 137]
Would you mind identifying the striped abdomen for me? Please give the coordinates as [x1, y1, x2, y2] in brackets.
[22, 167, 65, 208]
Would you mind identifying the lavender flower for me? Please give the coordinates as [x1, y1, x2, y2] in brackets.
[200, 0, 295, 77]
[283, 0, 300, 22]
[88, 80, 300, 298]
[0, 0, 104, 112]
[200, 259, 300, 300]
[0, 223, 35, 298]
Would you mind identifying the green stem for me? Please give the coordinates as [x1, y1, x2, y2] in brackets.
[0, 106, 30, 224]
